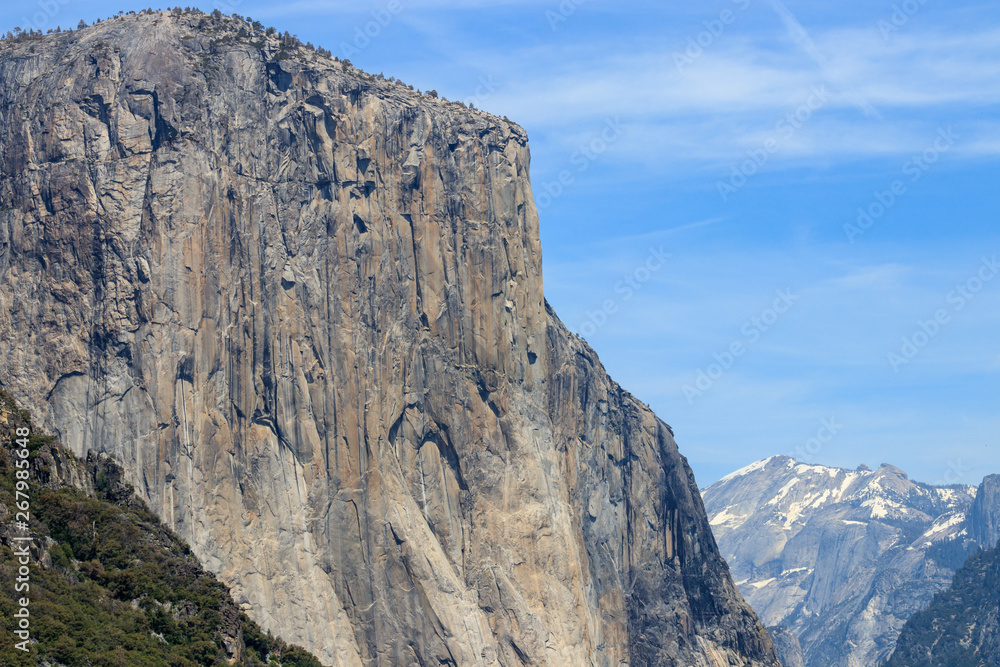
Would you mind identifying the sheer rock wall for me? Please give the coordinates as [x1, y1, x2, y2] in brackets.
[0, 13, 778, 667]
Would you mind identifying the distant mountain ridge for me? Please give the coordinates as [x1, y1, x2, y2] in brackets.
[703, 456, 998, 667]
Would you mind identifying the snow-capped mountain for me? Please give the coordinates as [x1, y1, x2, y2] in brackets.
[702, 456, 995, 667]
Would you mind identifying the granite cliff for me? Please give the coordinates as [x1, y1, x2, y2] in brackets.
[886, 544, 1000, 667]
[0, 391, 324, 665]
[0, 10, 778, 666]
[703, 456, 999, 667]
[766, 627, 804, 667]
[970, 474, 1000, 550]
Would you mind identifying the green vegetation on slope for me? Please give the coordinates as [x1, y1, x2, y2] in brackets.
[884, 544, 1000, 667]
[0, 390, 323, 667]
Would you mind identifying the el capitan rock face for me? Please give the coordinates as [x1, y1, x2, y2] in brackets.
[0, 11, 778, 667]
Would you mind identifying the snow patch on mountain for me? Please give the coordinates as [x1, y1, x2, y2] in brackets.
[702, 456, 985, 667]
[717, 456, 779, 485]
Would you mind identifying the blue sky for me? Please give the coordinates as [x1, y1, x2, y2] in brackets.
[7, 0, 998, 488]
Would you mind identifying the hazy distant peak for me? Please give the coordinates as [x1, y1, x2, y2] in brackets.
[704, 456, 994, 667]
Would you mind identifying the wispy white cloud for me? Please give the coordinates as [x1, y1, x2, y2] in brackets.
[242, 0, 1000, 169]
[491, 34, 1000, 116]
[768, 0, 882, 119]
[566, 217, 727, 248]
[825, 263, 911, 290]
[458, 23, 1000, 169]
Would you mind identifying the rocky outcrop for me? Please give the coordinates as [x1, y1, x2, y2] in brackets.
[0, 391, 260, 665]
[766, 627, 804, 667]
[971, 474, 1000, 549]
[702, 456, 984, 667]
[886, 544, 1000, 667]
[0, 11, 778, 666]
